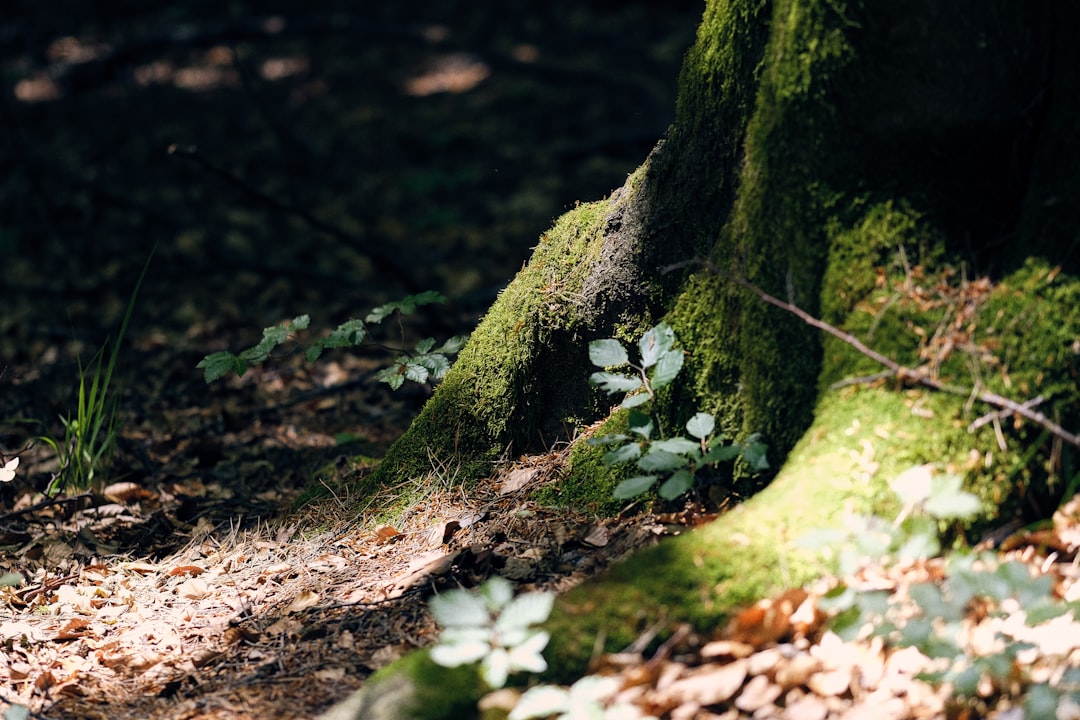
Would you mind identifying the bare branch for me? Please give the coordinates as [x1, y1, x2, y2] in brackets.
[688, 259, 1080, 450]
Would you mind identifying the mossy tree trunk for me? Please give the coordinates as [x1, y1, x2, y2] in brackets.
[335, 1, 1080, 715]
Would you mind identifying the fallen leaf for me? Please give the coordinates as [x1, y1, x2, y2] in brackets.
[582, 524, 610, 547]
[286, 589, 320, 613]
[53, 618, 92, 641]
[660, 660, 747, 707]
[103, 481, 156, 504]
[168, 565, 206, 577]
[499, 467, 538, 494]
[374, 525, 403, 544]
[735, 674, 781, 712]
[177, 578, 211, 599]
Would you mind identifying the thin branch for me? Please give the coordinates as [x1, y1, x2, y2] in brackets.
[685, 259, 1080, 449]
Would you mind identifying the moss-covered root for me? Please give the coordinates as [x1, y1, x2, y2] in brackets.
[542, 385, 980, 678]
[318, 650, 485, 720]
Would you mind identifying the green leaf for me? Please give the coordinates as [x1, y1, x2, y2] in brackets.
[431, 588, 491, 627]
[375, 364, 406, 390]
[0, 572, 24, 587]
[651, 349, 683, 389]
[416, 353, 452, 379]
[589, 371, 642, 395]
[480, 576, 515, 611]
[589, 339, 629, 368]
[497, 591, 554, 630]
[586, 434, 629, 446]
[415, 337, 437, 354]
[741, 437, 769, 471]
[658, 469, 695, 500]
[433, 631, 492, 661]
[685, 412, 715, 440]
[627, 410, 653, 439]
[613, 475, 658, 499]
[510, 686, 571, 720]
[890, 465, 934, 507]
[620, 392, 651, 409]
[437, 335, 469, 354]
[703, 443, 741, 465]
[366, 291, 447, 323]
[405, 363, 429, 384]
[923, 475, 981, 520]
[637, 449, 686, 472]
[602, 443, 641, 465]
[638, 323, 675, 369]
[197, 352, 246, 383]
[307, 318, 369, 361]
[651, 437, 700, 455]
[1023, 683, 1061, 720]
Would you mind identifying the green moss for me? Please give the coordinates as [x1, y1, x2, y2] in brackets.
[338, 650, 484, 720]
[365, 199, 614, 495]
[543, 384, 977, 680]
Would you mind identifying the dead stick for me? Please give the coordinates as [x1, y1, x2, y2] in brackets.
[720, 269, 1080, 449]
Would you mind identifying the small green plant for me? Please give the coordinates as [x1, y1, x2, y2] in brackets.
[810, 466, 1080, 716]
[197, 290, 467, 389]
[587, 322, 767, 500]
[37, 254, 151, 493]
[511, 675, 657, 720]
[429, 577, 655, 720]
[428, 576, 553, 689]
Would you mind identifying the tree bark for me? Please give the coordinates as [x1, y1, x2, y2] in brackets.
[328, 1, 1080, 716]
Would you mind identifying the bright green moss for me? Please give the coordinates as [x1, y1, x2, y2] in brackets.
[364, 199, 613, 496]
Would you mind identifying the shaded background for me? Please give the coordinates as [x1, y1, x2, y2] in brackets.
[0, 1, 699, 517]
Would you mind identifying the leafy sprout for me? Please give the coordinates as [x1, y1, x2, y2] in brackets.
[587, 323, 767, 501]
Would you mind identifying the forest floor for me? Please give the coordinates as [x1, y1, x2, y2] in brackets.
[2, 3, 1079, 720]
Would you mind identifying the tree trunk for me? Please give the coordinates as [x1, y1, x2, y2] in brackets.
[328, 1, 1080, 716]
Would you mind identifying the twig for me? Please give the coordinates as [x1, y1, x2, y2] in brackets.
[684, 259, 1080, 449]
[0, 491, 94, 525]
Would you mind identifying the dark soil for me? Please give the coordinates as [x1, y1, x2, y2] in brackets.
[0, 3, 700, 718]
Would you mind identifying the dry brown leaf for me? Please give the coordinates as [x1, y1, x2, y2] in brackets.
[806, 668, 851, 697]
[734, 674, 781, 712]
[499, 467, 538, 494]
[168, 565, 205, 577]
[266, 616, 302, 637]
[660, 660, 748, 707]
[54, 618, 92, 641]
[286, 589, 321, 613]
[374, 525, 403, 544]
[103, 481, 156, 504]
[783, 694, 829, 720]
[582, 524, 610, 548]
[176, 578, 211, 599]
[774, 653, 821, 688]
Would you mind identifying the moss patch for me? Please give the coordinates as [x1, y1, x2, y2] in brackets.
[542, 383, 981, 679]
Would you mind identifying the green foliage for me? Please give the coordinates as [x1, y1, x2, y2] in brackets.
[428, 577, 655, 719]
[429, 576, 553, 690]
[811, 466, 1080, 714]
[197, 291, 467, 390]
[587, 323, 768, 501]
[36, 252, 152, 493]
[511, 675, 657, 720]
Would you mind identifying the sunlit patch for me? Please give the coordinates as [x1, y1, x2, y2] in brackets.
[404, 53, 490, 97]
[260, 56, 310, 82]
[46, 36, 110, 64]
[13, 76, 61, 103]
